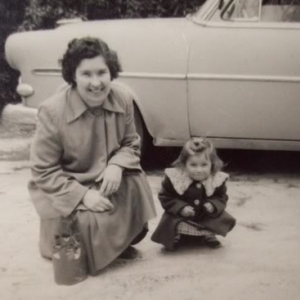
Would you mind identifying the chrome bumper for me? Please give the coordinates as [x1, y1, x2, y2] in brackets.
[1, 104, 37, 125]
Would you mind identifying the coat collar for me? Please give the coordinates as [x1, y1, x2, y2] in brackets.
[165, 168, 229, 196]
[66, 85, 125, 124]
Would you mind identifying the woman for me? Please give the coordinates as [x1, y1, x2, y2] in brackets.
[28, 37, 156, 275]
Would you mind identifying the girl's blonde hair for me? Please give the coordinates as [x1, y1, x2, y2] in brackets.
[173, 137, 224, 175]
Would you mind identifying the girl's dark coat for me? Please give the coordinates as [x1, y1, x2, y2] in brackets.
[151, 173, 236, 249]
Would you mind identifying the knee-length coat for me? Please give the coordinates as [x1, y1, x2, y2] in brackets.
[28, 83, 156, 274]
[151, 168, 236, 249]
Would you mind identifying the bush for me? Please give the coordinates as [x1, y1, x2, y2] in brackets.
[20, 0, 85, 31]
[19, 0, 205, 31]
[0, 0, 27, 114]
[84, 0, 205, 19]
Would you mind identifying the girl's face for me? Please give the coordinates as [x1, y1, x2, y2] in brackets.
[185, 152, 212, 182]
[75, 55, 111, 107]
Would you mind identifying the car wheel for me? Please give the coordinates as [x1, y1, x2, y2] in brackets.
[133, 105, 148, 158]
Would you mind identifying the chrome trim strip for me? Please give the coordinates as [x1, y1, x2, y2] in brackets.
[258, 0, 262, 21]
[206, 20, 300, 30]
[33, 69, 186, 80]
[154, 137, 188, 146]
[188, 73, 300, 83]
[210, 137, 300, 151]
[32, 69, 300, 83]
[119, 72, 185, 80]
[154, 136, 300, 151]
[33, 69, 61, 76]
[33, 69, 300, 83]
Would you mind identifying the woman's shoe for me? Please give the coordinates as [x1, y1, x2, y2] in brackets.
[203, 235, 221, 248]
[118, 246, 138, 259]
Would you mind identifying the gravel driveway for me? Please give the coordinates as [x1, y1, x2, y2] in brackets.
[1, 122, 300, 300]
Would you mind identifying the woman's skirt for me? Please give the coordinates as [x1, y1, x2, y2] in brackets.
[39, 172, 156, 275]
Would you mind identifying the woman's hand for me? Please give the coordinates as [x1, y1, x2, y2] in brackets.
[203, 202, 215, 214]
[180, 206, 195, 218]
[83, 190, 114, 212]
[99, 164, 123, 197]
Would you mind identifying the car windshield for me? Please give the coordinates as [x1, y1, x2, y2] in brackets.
[191, 0, 221, 21]
[222, 0, 300, 22]
[222, 0, 261, 21]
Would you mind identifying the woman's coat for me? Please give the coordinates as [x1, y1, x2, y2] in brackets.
[28, 83, 144, 219]
[28, 82, 156, 273]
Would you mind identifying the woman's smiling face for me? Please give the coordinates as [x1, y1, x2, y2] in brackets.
[75, 55, 111, 107]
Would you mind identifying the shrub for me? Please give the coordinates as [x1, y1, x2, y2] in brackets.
[0, 0, 26, 114]
[20, 0, 85, 31]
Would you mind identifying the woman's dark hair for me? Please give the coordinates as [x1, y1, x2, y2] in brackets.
[61, 37, 122, 86]
[173, 137, 224, 175]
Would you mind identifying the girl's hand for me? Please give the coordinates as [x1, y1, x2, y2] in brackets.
[204, 202, 215, 214]
[83, 190, 114, 212]
[99, 165, 123, 197]
[180, 206, 195, 217]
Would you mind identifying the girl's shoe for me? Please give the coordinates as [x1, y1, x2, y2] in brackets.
[203, 235, 221, 248]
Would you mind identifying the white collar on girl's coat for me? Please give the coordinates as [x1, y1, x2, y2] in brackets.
[165, 168, 229, 196]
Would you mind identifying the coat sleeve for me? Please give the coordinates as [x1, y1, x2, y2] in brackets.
[108, 98, 141, 170]
[158, 176, 188, 216]
[206, 182, 229, 217]
[31, 105, 89, 217]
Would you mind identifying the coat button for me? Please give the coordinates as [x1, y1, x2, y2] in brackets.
[196, 183, 201, 189]
[194, 199, 200, 206]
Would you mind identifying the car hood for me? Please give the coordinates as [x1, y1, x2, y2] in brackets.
[6, 18, 192, 75]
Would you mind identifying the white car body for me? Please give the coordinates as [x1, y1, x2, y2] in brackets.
[4, 0, 300, 150]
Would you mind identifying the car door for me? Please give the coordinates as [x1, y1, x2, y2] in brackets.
[187, 0, 300, 143]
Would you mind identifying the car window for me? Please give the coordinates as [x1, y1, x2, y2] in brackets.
[192, 0, 220, 21]
[261, 0, 300, 22]
[222, 0, 261, 21]
[222, 0, 300, 22]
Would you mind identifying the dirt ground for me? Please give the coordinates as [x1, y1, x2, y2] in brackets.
[1, 122, 300, 300]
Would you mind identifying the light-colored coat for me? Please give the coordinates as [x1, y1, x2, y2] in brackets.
[28, 83, 142, 219]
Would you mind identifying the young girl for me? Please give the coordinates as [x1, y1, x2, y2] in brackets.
[151, 137, 236, 251]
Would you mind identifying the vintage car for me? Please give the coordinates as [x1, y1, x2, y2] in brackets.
[3, 0, 300, 152]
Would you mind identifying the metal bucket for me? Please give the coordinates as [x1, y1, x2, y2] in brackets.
[52, 216, 88, 285]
